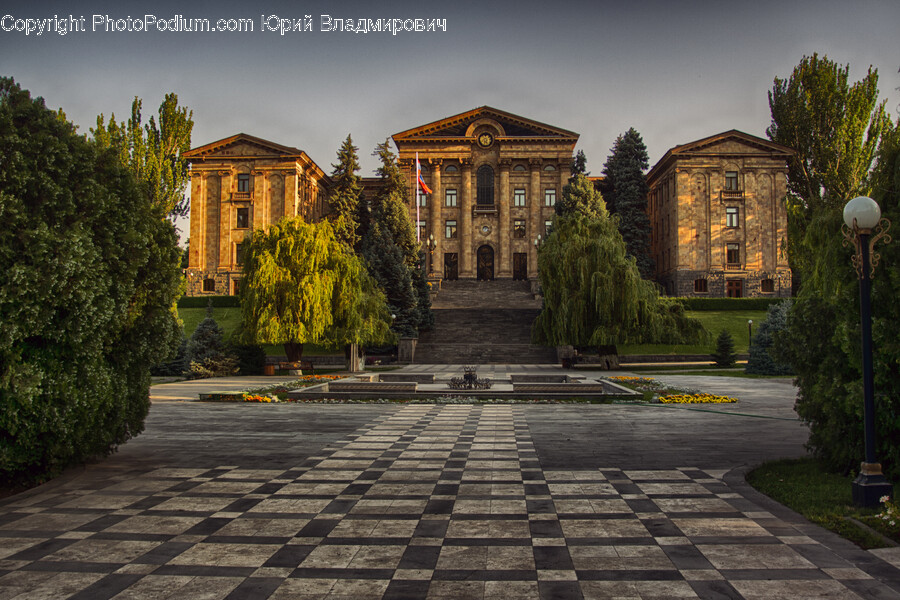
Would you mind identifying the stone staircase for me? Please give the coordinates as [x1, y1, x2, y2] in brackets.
[414, 280, 557, 364]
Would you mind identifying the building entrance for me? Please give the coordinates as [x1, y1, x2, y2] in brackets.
[726, 279, 743, 298]
[513, 253, 528, 280]
[443, 253, 458, 280]
[477, 245, 494, 281]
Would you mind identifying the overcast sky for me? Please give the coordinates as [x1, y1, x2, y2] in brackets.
[2, 0, 898, 238]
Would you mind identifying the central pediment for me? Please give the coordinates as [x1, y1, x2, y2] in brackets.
[184, 133, 307, 160]
[393, 106, 579, 142]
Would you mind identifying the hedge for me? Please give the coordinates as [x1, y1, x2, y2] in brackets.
[177, 295, 241, 308]
[675, 297, 788, 311]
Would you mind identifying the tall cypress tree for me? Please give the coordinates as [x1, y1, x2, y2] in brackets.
[601, 128, 654, 279]
[328, 134, 363, 250]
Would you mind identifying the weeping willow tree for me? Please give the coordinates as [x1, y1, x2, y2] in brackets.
[533, 175, 704, 347]
[240, 217, 395, 361]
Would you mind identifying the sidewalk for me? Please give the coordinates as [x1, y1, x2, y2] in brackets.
[0, 368, 897, 599]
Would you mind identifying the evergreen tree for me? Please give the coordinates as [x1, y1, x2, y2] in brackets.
[239, 217, 394, 362]
[414, 249, 435, 332]
[371, 140, 418, 267]
[571, 149, 589, 179]
[745, 300, 793, 375]
[711, 329, 737, 368]
[361, 228, 419, 338]
[328, 134, 363, 250]
[533, 174, 704, 348]
[184, 302, 238, 377]
[601, 128, 654, 279]
[92, 93, 194, 218]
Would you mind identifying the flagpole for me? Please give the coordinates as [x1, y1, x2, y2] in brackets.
[415, 152, 421, 243]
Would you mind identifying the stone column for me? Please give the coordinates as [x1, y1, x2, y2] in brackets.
[190, 172, 206, 270]
[285, 170, 298, 218]
[253, 170, 265, 228]
[429, 159, 443, 278]
[460, 159, 474, 278]
[219, 170, 233, 269]
[498, 159, 511, 277]
[528, 158, 542, 279]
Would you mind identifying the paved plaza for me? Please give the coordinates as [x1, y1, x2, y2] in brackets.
[1, 366, 899, 599]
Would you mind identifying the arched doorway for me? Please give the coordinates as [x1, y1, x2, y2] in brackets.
[477, 245, 494, 280]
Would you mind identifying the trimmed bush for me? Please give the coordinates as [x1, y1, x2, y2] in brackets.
[0, 79, 182, 484]
[177, 295, 240, 308]
[677, 297, 785, 311]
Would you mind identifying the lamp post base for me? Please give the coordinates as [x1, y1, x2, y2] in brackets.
[852, 463, 893, 508]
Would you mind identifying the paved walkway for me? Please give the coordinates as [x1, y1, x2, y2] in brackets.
[1, 367, 899, 599]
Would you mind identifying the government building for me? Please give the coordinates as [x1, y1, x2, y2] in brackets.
[183, 108, 793, 298]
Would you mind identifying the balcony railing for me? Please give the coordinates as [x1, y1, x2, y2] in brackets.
[473, 204, 497, 215]
[725, 263, 743, 270]
[720, 190, 743, 201]
[233, 191, 252, 200]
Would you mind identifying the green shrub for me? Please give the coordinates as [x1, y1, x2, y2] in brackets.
[0, 79, 182, 484]
[711, 329, 737, 367]
[230, 343, 267, 375]
[745, 300, 794, 375]
[184, 304, 237, 378]
[177, 295, 240, 308]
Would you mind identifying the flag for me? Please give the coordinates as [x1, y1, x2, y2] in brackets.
[416, 156, 432, 195]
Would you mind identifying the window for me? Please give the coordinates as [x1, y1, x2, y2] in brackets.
[545, 220, 553, 235]
[235, 243, 245, 266]
[543, 164, 556, 171]
[418, 220, 426, 239]
[231, 279, 240, 296]
[544, 189, 556, 207]
[514, 189, 526, 207]
[513, 219, 526, 238]
[513, 164, 526, 172]
[725, 171, 739, 191]
[761, 279, 775, 293]
[445, 189, 457, 207]
[203, 278, 216, 292]
[476, 165, 494, 205]
[237, 173, 250, 192]
[417, 192, 427, 207]
[726, 206, 739, 228]
[694, 279, 708, 293]
[445, 220, 457, 239]
[445, 164, 458, 173]
[236, 207, 249, 229]
[726, 243, 740, 265]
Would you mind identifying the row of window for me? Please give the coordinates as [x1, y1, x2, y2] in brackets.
[427, 220, 553, 240]
[417, 188, 556, 207]
[421, 163, 558, 174]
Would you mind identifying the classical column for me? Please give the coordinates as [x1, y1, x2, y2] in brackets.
[190, 172, 206, 270]
[498, 159, 511, 277]
[461, 159, 474, 278]
[528, 158, 542, 279]
[429, 158, 443, 278]
[219, 170, 232, 270]
[284, 170, 298, 218]
[252, 170, 265, 228]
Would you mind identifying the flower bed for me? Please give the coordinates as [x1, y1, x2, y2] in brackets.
[658, 393, 737, 404]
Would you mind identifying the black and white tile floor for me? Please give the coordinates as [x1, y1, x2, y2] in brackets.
[3, 399, 900, 599]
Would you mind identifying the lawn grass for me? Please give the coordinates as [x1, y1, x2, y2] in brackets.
[618, 310, 766, 355]
[747, 457, 899, 549]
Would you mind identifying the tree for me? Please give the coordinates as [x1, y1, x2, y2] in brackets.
[361, 228, 419, 338]
[767, 54, 892, 285]
[601, 128, 654, 279]
[745, 300, 793, 375]
[183, 303, 238, 378]
[571, 149, 589, 178]
[0, 78, 183, 483]
[92, 93, 194, 218]
[239, 217, 394, 362]
[711, 329, 737, 368]
[533, 174, 704, 348]
[371, 140, 418, 267]
[328, 134, 363, 250]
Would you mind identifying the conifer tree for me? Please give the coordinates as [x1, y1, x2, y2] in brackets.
[361, 228, 419, 338]
[601, 128, 654, 279]
[711, 329, 737, 368]
[371, 140, 418, 267]
[328, 134, 363, 250]
[183, 302, 238, 377]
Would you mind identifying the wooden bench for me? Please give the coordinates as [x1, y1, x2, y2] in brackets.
[278, 361, 315, 374]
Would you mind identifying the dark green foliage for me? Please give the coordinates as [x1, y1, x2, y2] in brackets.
[711, 329, 737, 367]
[150, 336, 187, 376]
[677, 297, 785, 311]
[745, 300, 794, 375]
[0, 78, 183, 483]
[361, 228, 419, 338]
[571, 150, 589, 178]
[601, 128, 654, 279]
[177, 295, 241, 308]
[534, 175, 705, 347]
[229, 343, 267, 376]
[774, 123, 900, 480]
[414, 250, 434, 332]
[328, 134, 363, 250]
[371, 140, 418, 267]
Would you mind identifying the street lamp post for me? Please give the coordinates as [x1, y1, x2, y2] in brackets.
[748, 319, 753, 348]
[426, 234, 436, 277]
[842, 196, 893, 507]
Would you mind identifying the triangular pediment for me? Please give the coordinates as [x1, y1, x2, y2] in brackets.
[184, 133, 306, 159]
[393, 106, 579, 141]
[670, 130, 793, 157]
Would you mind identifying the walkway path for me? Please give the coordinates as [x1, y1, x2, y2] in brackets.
[1, 367, 898, 599]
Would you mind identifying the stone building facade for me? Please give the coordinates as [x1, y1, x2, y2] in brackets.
[392, 107, 578, 281]
[647, 130, 793, 297]
[183, 133, 329, 296]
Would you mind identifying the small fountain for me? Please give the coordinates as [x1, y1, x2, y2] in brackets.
[448, 366, 492, 390]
